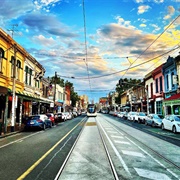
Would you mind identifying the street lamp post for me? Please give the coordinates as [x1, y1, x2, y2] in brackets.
[11, 44, 17, 132]
[53, 71, 57, 113]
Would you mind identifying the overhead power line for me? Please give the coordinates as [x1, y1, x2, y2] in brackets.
[64, 45, 179, 80]
[121, 14, 180, 79]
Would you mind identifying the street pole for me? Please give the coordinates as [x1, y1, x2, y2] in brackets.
[11, 44, 17, 132]
[53, 72, 57, 113]
[146, 89, 149, 115]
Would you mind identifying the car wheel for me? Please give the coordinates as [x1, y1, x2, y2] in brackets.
[152, 121, 155, 128]
[162, 124, 164, 130]
[42, 123, 46, 130]
[49, 122, 52, 128]
[172, 126, 177, 134]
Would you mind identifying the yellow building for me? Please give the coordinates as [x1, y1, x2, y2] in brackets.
[0, 28, 52, 134]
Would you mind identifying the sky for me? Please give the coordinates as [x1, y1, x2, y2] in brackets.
[0, 0, 180, 103]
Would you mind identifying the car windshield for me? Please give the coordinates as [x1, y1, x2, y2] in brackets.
[28, 116, 40, 120]
[153, 114, 161, 119]
[139, 113, 146, 116]
[174, 116, 180, 121]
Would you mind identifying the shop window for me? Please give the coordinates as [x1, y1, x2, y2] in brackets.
[156, 101, 162, 115]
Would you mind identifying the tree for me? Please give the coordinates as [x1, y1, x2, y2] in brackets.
[65, 80, 80, 107]
[115, 78, 141, 104]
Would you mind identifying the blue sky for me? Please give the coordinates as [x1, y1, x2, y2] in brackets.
[0, 0, 180, 103]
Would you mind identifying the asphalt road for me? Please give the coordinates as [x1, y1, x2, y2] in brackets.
[0, 115, 87, 180]
[0, 113, 179, 180]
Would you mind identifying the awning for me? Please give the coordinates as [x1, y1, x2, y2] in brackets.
[164, 93, 180, 101]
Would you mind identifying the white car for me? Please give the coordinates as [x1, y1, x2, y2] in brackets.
[127, 111, 138, 121]
[162, 115, 180, 133]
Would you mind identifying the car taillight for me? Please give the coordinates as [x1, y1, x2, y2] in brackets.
[36, 119, 43, 123]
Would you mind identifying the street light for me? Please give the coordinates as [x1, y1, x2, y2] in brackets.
[11, 44, 17, 132]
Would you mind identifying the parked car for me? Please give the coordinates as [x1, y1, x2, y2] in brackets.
[64, 112, 73, 120]
[24, 114, 52, 130]
[54, 112, 67, 123]
[73, 111, 78, 117]
[46, 113, 55, 126]
[145, 114, 163, 127]
[127, 111, 138, 121]
[162, 115, 180, 133]
[137, 112, 147, 123]
[117, 111, 128, 119]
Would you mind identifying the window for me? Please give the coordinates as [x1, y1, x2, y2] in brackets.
[156, 101, 162, 115]
[171, 72, 174, 88]
[155, 78, 158, 93]
[11, 56, 15, 77]
[29, 69, 32, 86]
[25, 66, 28, 84]
[16, 60, 21, 80]
[0, 48, 5, 73]
[159, 76, 162, 92]
[166, 74, 169, 90]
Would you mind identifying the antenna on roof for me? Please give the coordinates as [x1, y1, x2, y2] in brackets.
[7, 24, 18, 38]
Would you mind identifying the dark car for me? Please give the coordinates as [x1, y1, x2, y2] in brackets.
[24, 114, 52, 130]
[54, 112, 67, 123]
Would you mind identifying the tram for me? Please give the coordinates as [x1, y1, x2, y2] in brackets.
[87, 104, 97, 117]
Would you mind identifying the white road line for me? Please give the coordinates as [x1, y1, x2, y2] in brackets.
[98, 121, 132, 177]
[0, 131, 42, 149]
[134, 168, 171, 180]
[122, 150, 146, 158]
[114, 140, 130, 145]
[126, 137, 179, 179]
[107, 131, 118, 134]
[111, 135, 124, 139]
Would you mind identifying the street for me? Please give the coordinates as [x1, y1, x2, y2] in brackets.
[0, 113, 179, 180]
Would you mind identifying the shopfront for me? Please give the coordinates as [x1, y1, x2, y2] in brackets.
[163, 93, 180, 115]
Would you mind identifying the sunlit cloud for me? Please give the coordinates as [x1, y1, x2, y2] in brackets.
[140, 24, 146, 27]
[138, 5, 151, 14]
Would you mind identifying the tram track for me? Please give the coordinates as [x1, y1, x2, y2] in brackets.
[54, 117, 88, 180]
[95, 117, 119, 180]
[104, 117, 180, 171]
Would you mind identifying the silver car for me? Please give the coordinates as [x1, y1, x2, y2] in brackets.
[145, 114, 163, 127]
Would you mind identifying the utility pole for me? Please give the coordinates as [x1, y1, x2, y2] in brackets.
[53, 72, 57, 113]
[11, 44, 17, 132]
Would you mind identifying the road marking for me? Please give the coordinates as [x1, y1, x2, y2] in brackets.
[17, 119, 85, 180]
[0, 132, 42, 149]
[98, 120, 132, 177]
[114, 140, 130, 145]
[111, 135, 124, 139]
[122, 150, 146, 158]
[126, 137, 179, 179]
[134, 168, 171, 180]
[107, 131, 118, 134]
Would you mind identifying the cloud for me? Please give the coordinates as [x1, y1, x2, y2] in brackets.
[163, 6, 175, 20]
[140, 24, 147, 27]
[33, 35, 56, 46]
[21, 13, 78, 38]
[0, 0, 34, 20]
[138, 5, 151, 14]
